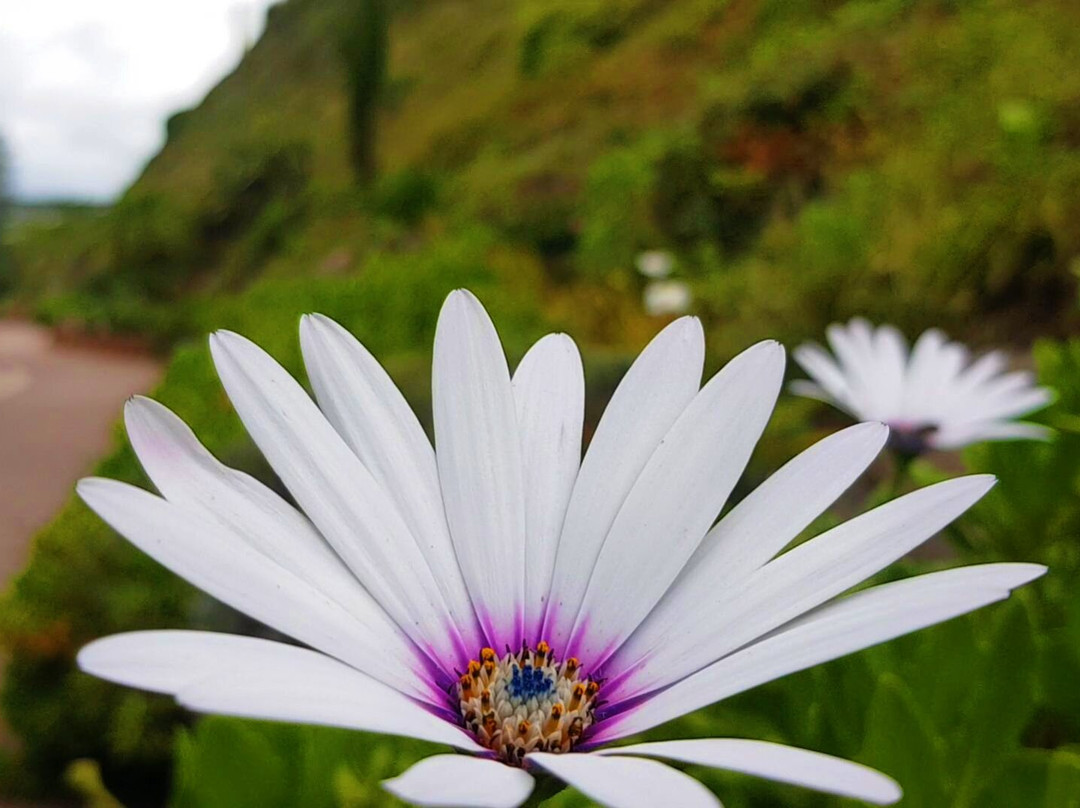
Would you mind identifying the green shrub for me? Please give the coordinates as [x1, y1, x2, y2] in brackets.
[370, 169, 440, 226]
[105, 195, 201, 302]
[517, 0, 655, 78]
[576, 139, 664, 278]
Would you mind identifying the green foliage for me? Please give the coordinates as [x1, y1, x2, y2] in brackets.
[200, 139, 313, 289]
[369, 168, 439, 226]
[105, 194, 201, 301]
[957, 339, 1080, 570]
[65, 759, 125, 808]
[576, 138, 664, 278]
[8, 0, 1080, 353]
[171, 718, 434, 808]
[517, 0, 652, 78]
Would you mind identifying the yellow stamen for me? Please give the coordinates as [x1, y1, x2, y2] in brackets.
[454, 642, 598, 765]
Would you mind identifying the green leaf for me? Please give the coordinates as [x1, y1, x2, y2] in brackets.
[170, 718, 290, 808]
[958, 599, 1039, 808]
[1045, 749, 1080, 808]
[858, 673, 947, 807]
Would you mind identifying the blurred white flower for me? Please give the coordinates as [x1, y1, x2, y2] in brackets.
[77, 293, 1042, 807]
[793, 318, 1053, 454]
[644, 279, 692, 316]
[635, 250, 674, 279]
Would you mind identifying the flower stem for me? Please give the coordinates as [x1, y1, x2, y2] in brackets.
[888, 451, 915, 499]
[520, 773, 566, 807]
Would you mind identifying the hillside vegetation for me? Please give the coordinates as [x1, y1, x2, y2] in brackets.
[7, 0, 1080, 352]
[3, 0, 1080, 805]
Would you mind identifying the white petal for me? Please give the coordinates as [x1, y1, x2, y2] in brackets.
[872, 324, 909, 415]
[433, 291, 527, 649]
[792, 342, 851, 410]
[542, 316, 704, 651]
[787, 379, 829, 401]
[962, 384, 1053, 422]
[593, 562, 1043, 741]
[512, 334, 584, 642]
[79, 631, 479, 750]
[599, 740, 901, 805]
[900, 328, 949, 415]
[569, 341, 785, 667]
[827, 319, 875, 380]
[300, 314, 482, 652]
[602, 475, 995, 701]
[826, 320, 910, 422]
[124, 397, 393, 641]
[693, 420, 887, 586]
[949, 350, 1007, 396]
[528, 752, 721, 808]
[76, 478, 434, 701]
[824, 321, 881, 417]
[209, 330, 465, 669]
[383, 755, 535, 808]
[609, 422, 887, 691]
[933, 420, 1052, 449]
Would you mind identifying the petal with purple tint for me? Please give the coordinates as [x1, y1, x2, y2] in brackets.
[433, 290, 527, 650]
[512, 333, 584, 643]
[542, 317, 704, 651]
[79, 631, 479, 750]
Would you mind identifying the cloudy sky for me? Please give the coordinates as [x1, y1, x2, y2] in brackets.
[1, 1, 278, 202]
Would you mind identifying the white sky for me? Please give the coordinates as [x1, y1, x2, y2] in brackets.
[1, 1, 278, 202]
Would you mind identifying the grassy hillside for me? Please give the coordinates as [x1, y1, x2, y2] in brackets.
[4, 0, 1080, 803]
[8, 0, 1080, 353]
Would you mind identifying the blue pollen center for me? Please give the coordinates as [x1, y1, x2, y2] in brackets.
[507, 663, 555, 702]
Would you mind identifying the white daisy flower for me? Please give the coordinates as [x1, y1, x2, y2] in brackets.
[643, 280, 693, 317]
[77, 291, 1044, 808]
[634, 250, 674, 279]
[792, 318, 1053, 455]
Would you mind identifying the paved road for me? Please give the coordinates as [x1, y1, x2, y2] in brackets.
[0, 320, 160, 806]
[0, 320, 160, 595]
